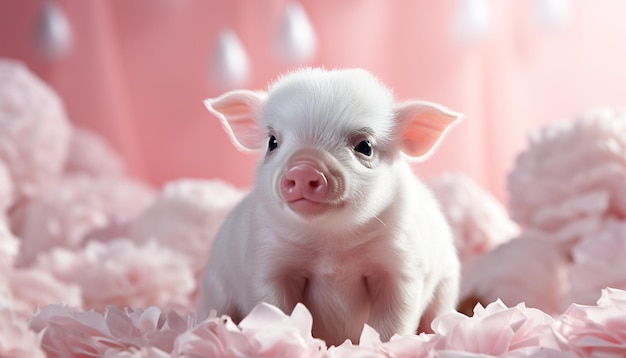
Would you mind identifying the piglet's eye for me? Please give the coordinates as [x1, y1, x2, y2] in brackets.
[268, 135, 278, 151]
[354, 140, 372, 156]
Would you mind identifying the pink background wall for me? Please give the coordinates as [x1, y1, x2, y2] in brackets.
[1, 1, 626, 201]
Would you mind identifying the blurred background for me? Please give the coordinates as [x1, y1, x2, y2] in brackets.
[1, 0, 626, 202]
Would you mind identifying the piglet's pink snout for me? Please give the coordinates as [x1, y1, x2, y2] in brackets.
[280, 161, 329, 203]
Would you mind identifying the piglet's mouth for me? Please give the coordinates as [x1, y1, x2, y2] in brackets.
[286, 199, 329, 217]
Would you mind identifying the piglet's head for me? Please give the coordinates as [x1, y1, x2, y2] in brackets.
[204, 69, 461, 225]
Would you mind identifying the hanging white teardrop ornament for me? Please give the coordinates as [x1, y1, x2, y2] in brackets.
[451, 0, 491, 44]
[274, 2, 317, 64]
[209, 29, 250, 90]
[35, 1, 72, 59]
[531, 0, 570, 29]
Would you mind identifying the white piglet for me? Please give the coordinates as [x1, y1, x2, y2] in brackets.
[198, 68, 461, 345]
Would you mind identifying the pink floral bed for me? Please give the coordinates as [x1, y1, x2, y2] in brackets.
[2, 59, 626, 357]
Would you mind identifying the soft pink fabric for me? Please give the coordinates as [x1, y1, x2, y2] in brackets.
[2, 2, 626, 200]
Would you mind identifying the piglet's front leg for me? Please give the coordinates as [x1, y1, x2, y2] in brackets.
[365, 272, 425, 341]
[248, 267, 309, 316]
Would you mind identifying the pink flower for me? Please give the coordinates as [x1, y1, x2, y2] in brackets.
[81, 215, 133, 243]
[0, 59, 71, 204]
[427, 173, 519, 274]
[172, 302, 326, 357]
[102, 347, 171, 358]
[555, 288, 626, 356]
[6, 267, 83, 317]
[0, 220, 18, 272]
[0, 221, 17, 309]
[432, 299, 559, 356]
[0, 160, 14, 216]
[64, 127, 125, 178]
[0, 308, 46, 358]
[460, 237, 569, 315]
[29, 304, 194, 357]
[508, 109, 626, 237]
[565, 220, 626, 306]
[35, 239, 195, 312]
[14, 174, 154, 265]
[328, 325, 436, 358]
[130, 179, 244, 273]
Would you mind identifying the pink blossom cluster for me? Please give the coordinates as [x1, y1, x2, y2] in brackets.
[0, 60, 71, 204]
[554, 287, 626, 356]
[22, 288, 626, 357]
[0, 308, 46, 358]
[0, 60, 242, 327]
[509, 108, 626, 236]
[130, 179, 246, 275]
[427, 173, 520, 275]
[460, 108, 626, 315]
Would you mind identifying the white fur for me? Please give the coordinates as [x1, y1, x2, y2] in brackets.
[198, 68, 460, 345]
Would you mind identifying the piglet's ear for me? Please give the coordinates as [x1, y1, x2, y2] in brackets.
[203, 90, 267, 152]
[394, 101, 462, 160]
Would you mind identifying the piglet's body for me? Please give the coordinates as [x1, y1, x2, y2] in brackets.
[198, 68, 460, 345]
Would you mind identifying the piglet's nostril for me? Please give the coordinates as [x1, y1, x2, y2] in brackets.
[285, 179, 296, 190]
